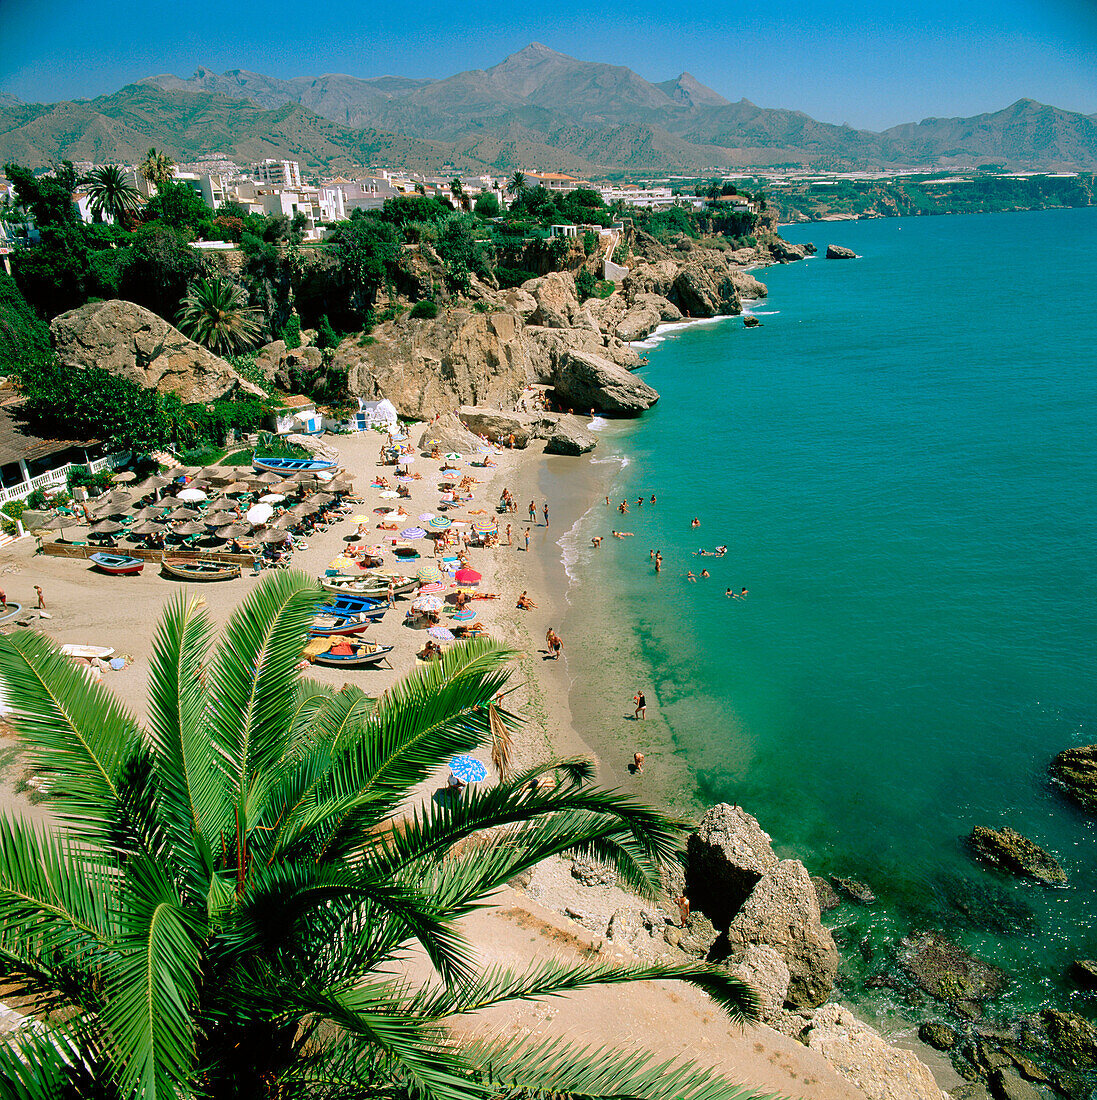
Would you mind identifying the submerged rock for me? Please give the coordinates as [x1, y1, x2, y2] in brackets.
[918, 1020, 958, 1050]
[1069, 960, 1097, 990]
[930, 872, 1038, 935]
[832, 876, 877, 905]
[988, 1068, 1041, 1100]
[826, 244, 858, 259]
[1049, 745, 1097, 814]
[1038, 1010, 1097, 1069]
[896, 931, 1008, 1011]
[812, 875, 841, 912]
[968, 825, 1067, 885]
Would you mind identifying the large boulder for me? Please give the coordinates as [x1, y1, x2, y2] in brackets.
[525, 272, 595, 330]
[769, 238, 814, 262]
[729, 269, 768, 300]
[669, 263, 742, 317]
[826, 244, 858, 259]
[334, 309, 529, 419]
[803, 1004, 950, 1100]
[968, 826, 1067, 885]
[725, 859, 839, 1009]
[551, 350, 659, 416]
[456, 407, 533, 447]
[895, 931, 1008, 1011]
[50, 299, 264, 404]
[727, 944, 789, 1025]
[416, 414, 483, 456]
[1049, 745, 1097, 814]
[544, 416, 598, 456]
[614, 304, 662, 343]
[685, 804, 779, 925]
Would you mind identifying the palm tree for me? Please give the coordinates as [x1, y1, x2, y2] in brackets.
[449, 177, 470, 211]
[509, 171, 527, 194]
[139, 146, 176, 191]
[0, 573, 764, 1100]
[82, 165, 141, 223]
[177, 275, 263, 355]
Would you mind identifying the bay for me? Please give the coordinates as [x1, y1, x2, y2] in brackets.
[556, 207, 1097, 1016]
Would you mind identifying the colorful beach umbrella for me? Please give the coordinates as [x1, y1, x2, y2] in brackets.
[401, 527, 426, 540]
[428, 516, 452, 531]
[448, 754, 486, 783]
[413, 595, 444, 612]
[454, 568, 481, 586]
[418, 512, 436, 522]
[417, 565, 442, 584]
[452, 609, 476, 621]
[417, 582, 444, 595]
[428, 626, 455, 642]
[472, 521, 497, 535]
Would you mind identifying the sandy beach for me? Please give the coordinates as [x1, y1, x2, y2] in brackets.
[0, 426, 958, 1099]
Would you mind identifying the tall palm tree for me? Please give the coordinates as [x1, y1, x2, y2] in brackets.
[140, 146, 176, 191]
[449, 177, 469, 211]
[0, 573, 764, 1100]
[177, 275, 263, 355]
[82, 165, 141, 222]
[509, 171, 527, 194]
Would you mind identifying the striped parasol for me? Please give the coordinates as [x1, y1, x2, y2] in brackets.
[417, 582, 444, 594]
[400, 527, 426, 540]
[452, 609, 476, 621]
[472, 520, 497, 535]
[427, 515, 452, 531]
[416, 565, 442, 584]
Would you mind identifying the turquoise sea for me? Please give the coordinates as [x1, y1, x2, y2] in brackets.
[555, 207, 1097, 1019]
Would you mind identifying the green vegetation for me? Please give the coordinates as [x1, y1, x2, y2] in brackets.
[0, 273, 50, 375]
[410, 299, 439, 319]
[176, 275, 263, 355]
[82, 165, 141, 223]
[762, 172, 1096, 223]
[138, 147, 175, 191]
[0, 575, 761, 1099]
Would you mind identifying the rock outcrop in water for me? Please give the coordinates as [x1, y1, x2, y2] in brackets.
[1049, 744, 1097, 814]
[826, 244, 858, 259]
[968, 825, 1067, 885]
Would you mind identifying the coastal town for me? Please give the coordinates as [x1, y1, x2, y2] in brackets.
[0, 24, 1096, 1100]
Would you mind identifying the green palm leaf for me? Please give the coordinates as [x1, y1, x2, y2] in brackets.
[0, 631, 143, 838]
[99, 855, 201, 1100]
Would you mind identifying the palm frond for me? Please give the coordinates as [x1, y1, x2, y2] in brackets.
[0, 631, 144, 838]
[461, 1034, 780, 1100]
[417, 957, 761, 1026]
[204, 571, 318, 820]
[99, 854, 201, 1100]
[146, 593, 222, 863]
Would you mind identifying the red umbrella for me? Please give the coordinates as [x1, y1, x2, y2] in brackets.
[454, 568, 481, 586]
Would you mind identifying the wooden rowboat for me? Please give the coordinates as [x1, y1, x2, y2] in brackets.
[162, 558, 241, 582]
[253, 455, 338, 475]
[309, 615, 376, 638]
[89, 552, 145, 576]
[313, 643, 394, 668]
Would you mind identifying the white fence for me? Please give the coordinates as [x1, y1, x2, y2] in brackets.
[0, 454, 121, 507]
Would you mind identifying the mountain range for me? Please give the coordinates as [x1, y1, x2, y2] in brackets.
[2, 43, 1095, 175]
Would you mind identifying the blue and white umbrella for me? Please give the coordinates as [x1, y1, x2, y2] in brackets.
[449, 754, 487, 783]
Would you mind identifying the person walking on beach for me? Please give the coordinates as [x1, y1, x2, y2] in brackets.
[546, 629, 562, 659]
[524, 528, 530, 552]
[528, 501, 536, 523]
[34, 585, 44, 609]
[506, 523, 512, 545]
[386, 579, 396, 608]
[634, 691, 646, 720]
[542, 501, 549, 527]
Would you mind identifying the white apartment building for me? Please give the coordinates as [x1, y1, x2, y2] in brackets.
[524, 172, 593, 192]
[253, 159, 303, 189]
[599, 185, 674, 209]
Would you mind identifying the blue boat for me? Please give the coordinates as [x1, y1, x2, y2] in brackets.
[253, 455, 338, 475]
[89, 552, 145, 576]
[315, 598, 387, 621]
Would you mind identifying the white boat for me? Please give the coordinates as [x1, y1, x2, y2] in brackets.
[59, 644, 115, 660]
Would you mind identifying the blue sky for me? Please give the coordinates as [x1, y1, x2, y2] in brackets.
[1, 0, 1094, 129]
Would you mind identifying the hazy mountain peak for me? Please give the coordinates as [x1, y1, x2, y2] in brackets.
[655, 72, 729, 108]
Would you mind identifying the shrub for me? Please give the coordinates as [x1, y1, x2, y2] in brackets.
[24, 489, 47, 510]
[575, 268, 597, 301]
[315, 314, 340, 349]
[281, 314, 301, 349]
[409, 300, 439, 320]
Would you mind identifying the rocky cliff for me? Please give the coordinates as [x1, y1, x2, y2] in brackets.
[50, 299, 264, 404]
[329, 241, 780, 419]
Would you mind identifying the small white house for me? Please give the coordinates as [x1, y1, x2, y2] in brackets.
[325, 398, 399, 434]
[271, 395, 321, 436]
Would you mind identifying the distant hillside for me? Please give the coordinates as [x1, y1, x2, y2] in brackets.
[2, 44, 1095, 173]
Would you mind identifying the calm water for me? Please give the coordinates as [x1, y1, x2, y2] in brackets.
[558, 208, 1097, 1017]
